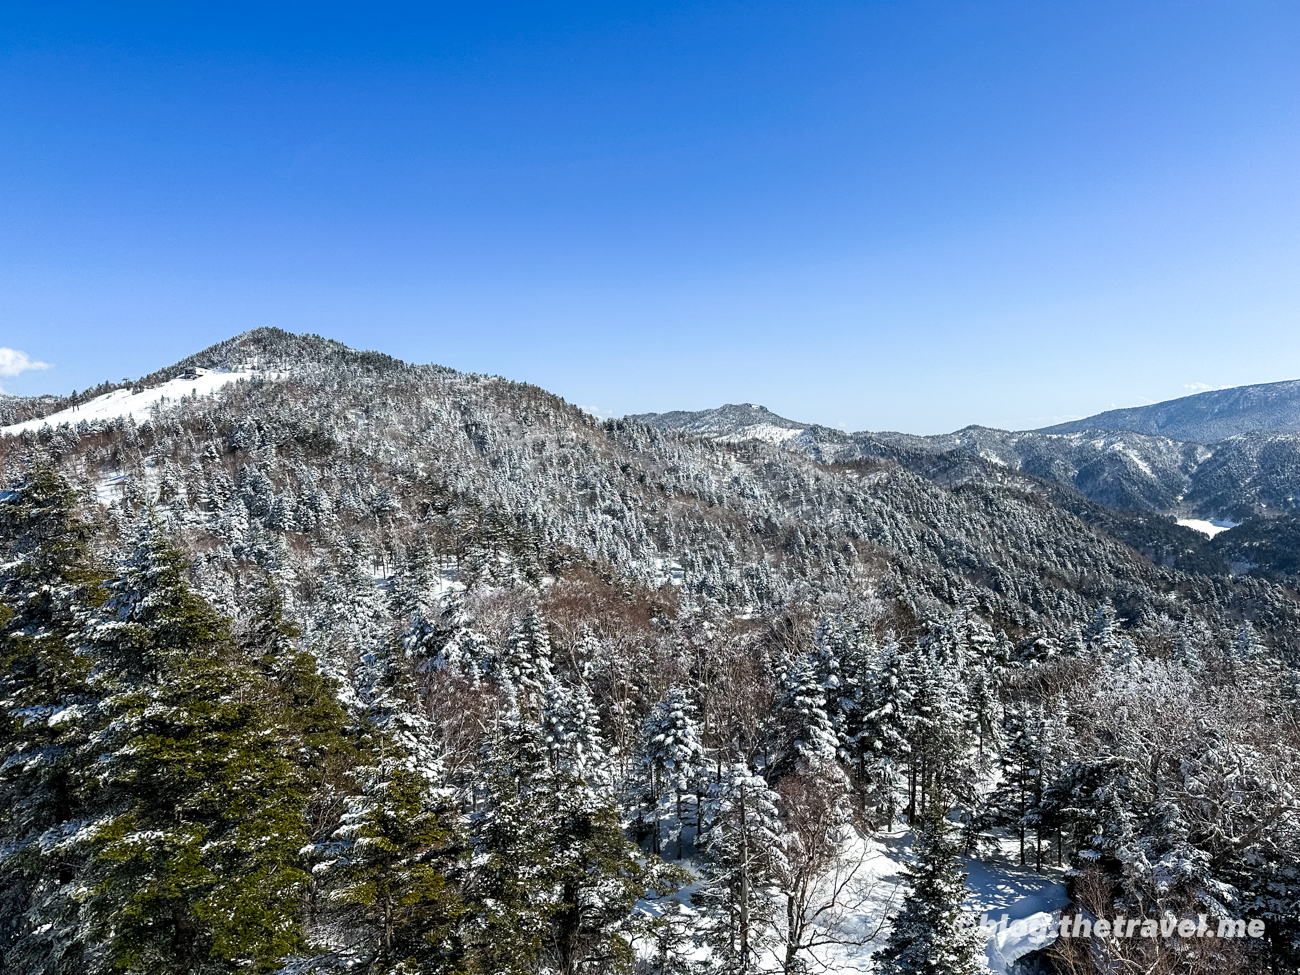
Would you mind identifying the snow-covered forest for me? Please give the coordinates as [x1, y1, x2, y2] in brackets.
[1, 329, 1297, 974]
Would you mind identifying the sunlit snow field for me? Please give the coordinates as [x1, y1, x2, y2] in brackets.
[1175, 517, 1240, 538]
[0, 368, 272, 437]
[635, 824, 1068, 973]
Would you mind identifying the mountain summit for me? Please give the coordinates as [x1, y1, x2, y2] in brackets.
[626, 402, 810, 442]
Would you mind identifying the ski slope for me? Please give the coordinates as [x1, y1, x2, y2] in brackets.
[0, 368, 271, 437]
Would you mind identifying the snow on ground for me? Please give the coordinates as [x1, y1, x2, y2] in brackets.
[1176, 517, 1240, 538]
[964, 844, 1069, 973]
[634, 823, 1069, 973]
[715, 423, 806, 445]
[94, 472, 129, 505]
[644, 556, 685, 587]
[0, 368, 274, 437]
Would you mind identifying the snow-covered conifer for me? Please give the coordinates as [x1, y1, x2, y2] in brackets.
[875, 805, 984, 975]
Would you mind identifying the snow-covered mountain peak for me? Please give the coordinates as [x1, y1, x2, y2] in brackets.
[627, 403, 812, 443]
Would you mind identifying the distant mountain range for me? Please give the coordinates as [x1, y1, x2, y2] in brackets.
[629, 380, 1300, 522]
[629, 390, 1300, 582]
[641, 411, 1297, 515]
[6, 335, 1300, 585]
[1037, 378, 1300, 442]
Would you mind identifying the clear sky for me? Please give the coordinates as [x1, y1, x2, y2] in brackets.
[2, 2, 1298, 433]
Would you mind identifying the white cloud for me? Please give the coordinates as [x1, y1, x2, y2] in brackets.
[1183, 382, 1212, 392]
[0, 348, 51, 378]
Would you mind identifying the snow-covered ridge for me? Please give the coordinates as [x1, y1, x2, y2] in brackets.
[0, 368, 275, 438]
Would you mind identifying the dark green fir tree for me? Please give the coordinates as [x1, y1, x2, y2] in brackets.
[875, 803, 985, 975]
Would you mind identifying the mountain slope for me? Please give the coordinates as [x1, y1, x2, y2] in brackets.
[626, 403, 807, 443]
[633, 404, 1300, 520]
[633, 403, 1300, 583]
[5, 328, 1298, 658]
[7, 330, 1300, 973]
[1038, 378, 1300, 442]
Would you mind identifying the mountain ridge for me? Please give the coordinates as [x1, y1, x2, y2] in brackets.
[8, 330, 1300, 584]
[1037, 378, 1300, 442]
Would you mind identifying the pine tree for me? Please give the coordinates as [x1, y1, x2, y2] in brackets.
[541, 677, 607, 782]
[82, 523, 312, 973]
[857, 637, 912, 825]
[240, 577, 357, 933]
[774, 653, 841, 778]
[470, 697, 679, 975]
[1086, 600, 1123, 656]
[497, 610, 555, 699]
[693, 765, 784, 974]
[407, 589, 492, 681]
[641, 686, 706, 859]
[309, 616, 465, 972]
[0, 467, 106, 974]
[821, 619, 871, 772]
[242, 577, 354, 780]
[904, 647, 971, 822]
[991, 703, 1041, 868]
[875, 804, 984, 975]
[467, 701, 553, 973]
[316, 755, 464, 973]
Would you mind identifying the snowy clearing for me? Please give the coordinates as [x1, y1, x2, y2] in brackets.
[964, 852, 1069, 972]
[634, 825, 1068, 974]
[0, 368, 274, 437]
[715, 423, 806, 444]
[1176, 517, 1239, 538]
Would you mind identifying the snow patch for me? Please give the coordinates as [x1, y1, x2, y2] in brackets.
[0, 368, 275, 437]
[95, 472, 128, 505]
[964, 855, 1069, 973]
[1176, 518, 1239, 538]
[645, 556, 685, 587]
[715, 423, 805, 444]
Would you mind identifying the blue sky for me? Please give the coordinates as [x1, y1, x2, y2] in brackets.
[2, 2, 1298, 433]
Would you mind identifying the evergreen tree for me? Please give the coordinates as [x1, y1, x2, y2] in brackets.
[1086, 600, 1123, 656]
[467, 701, 552, 973]
[821, 619, 871, 771]
[316, 755, 464, 973]
[542, 677, 608, 782]
[991, 703, 1041, 868]
[857, 637, 912, 825]
[693, 765, 784, 974]
[82, 524, 312, 974]
[641, 686, 706, 859]
[239, 577, 362, 939]
[497, 610, 555, 699]
[406, 589, 492, 681]
[242, 577, 354, 783]
[470, 698, 679, 975]
[904, 648, 971, 822]
[774, 653, 841, 779]
[875, 804, 984, 975]
[0, 467, 106, 974]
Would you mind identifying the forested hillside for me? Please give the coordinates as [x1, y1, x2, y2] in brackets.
[2, 329, 1298, 974]
[634, 405, 1300, 585]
